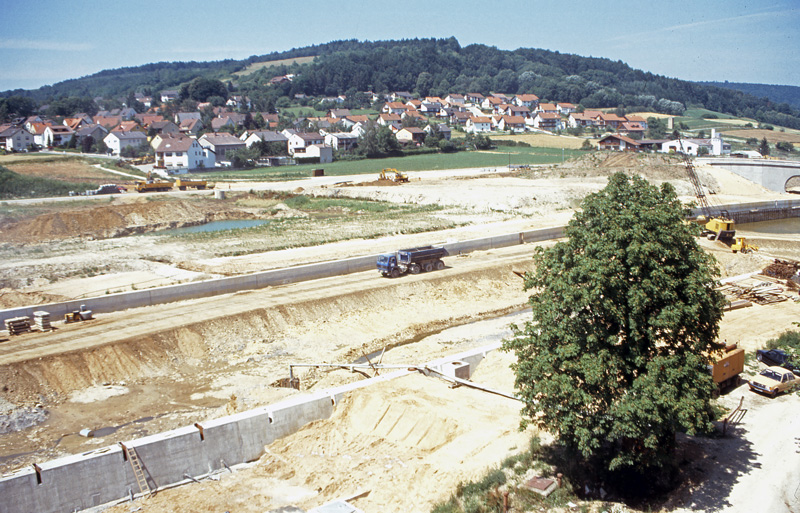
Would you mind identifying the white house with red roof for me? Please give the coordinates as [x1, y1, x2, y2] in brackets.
[382, 102, 408, 115]
[531, 112, 563, 131]
[514, 94, 540, 108]
[286, 132, 325, 156]
[598, 134, 641, 151]
[568, 112, 596, 128]
[624, 115, 648, 129]
[154, 134, 214, 171]
[465, 93, 485, 105]
[557, 103, 576, 115]
[481, 97, 504, 110]
[43, 125, 74, 147]
[536, 103, 558, 114]
[377, 113, 402, 131]
[396, 127, 426, 145]
[496, 116, 527, 133]
[466, 116, 493, 133]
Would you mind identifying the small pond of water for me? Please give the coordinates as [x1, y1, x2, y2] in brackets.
[150, 219, 270, 236]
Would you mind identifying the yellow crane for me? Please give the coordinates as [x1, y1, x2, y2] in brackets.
[679, 142, 735, 241]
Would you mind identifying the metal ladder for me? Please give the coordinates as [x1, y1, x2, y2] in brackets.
[123, 445, 151, 496]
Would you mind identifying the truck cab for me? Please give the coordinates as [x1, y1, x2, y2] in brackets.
[377, 254, 399, 278]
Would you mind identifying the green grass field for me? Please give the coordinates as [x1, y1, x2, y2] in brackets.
[196, 145, 582, 181]
[232, 56, 316, 77]
[674, 108, 758, 132]
[281, 106, 328, 117]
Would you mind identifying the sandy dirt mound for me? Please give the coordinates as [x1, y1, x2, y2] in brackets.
[0, 199, 256, 244]
[555, 151, 688, 181]
[0, 288, 69, 309]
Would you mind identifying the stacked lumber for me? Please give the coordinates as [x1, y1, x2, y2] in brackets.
[718, 280, 787, 305]
[33, 311, 52, 331]
[5, 316, 31, 335]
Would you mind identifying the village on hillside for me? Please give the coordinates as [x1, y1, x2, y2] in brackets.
[0, 77, 740, 174]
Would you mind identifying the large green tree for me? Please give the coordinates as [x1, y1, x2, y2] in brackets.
[179, 77, 228, 103]
[504, 173, 725, 474]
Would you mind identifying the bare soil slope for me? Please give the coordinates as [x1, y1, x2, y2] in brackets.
[0, 198, 256, 244]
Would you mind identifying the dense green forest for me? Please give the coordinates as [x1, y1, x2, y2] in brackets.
[2, 38, 799, 129]
[698, 81, 800, 111]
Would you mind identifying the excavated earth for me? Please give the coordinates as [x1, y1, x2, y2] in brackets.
[0, 153, 799, 512]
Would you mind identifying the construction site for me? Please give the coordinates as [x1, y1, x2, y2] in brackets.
[1, 153, 800, 512]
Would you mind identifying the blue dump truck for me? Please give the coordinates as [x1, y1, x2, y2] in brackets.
[377, 245, 448, 278]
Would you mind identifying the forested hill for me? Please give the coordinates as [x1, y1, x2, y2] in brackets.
[698, 81, 800, 111]
[2, 38, 799, 129]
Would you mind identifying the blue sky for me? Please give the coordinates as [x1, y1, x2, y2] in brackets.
[1, 0, 798, 92]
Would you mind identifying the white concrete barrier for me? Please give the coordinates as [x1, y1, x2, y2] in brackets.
[0, 346, 496, 513]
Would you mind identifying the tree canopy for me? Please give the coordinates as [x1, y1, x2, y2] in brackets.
[180, 77, 228, 103]
[504, 173, 725, 476]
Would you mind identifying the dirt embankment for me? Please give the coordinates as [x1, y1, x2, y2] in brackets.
[0, 257, 534, 472]
[0, 199, 258, 244]
[553, 151, 697, 184]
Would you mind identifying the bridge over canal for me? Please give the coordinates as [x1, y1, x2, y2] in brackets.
[698, 157, 800, 193]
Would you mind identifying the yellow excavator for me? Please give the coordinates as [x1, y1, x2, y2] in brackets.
[379, 168, 409, 183]
[680, 144, 736, 241]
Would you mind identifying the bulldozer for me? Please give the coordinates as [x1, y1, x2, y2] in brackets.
[64, 305, 93, 323]
[379, 168, 409, 183]
[731, 237, 758, 254]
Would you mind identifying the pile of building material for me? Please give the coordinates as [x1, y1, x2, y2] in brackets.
[4, 316, 31, 335]
[762, 259, 800, 281]
[718, 274, 795, 308]
[33, 311, 52, 331]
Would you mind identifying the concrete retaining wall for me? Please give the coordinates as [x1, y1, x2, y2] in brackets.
[0, 346, 494, 513]
[0, 226, 564, 325]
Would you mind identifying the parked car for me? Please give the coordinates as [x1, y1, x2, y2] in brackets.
[756, 349, 799, 375]
[749, 366, 798, 397]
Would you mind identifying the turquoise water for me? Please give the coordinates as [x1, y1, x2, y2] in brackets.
[152, 219, 270, 236]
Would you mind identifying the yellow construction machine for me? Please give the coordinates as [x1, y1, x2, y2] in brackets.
[130, 155, 154, 165]
[64, 305, 93, 323]
[379, 168, 409, 183]
[731, 237, 758, 254]
[680, 142, 736, 241]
